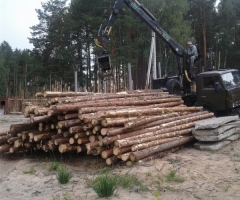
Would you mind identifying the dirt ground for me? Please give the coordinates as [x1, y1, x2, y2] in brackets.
[1, 114, 240, 200]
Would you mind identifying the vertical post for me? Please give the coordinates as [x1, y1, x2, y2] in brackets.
[152, 32, 157, 80]
[74, 71, 78, 92]
[128, 63, 133, 90]
[158, 62, 161, 78]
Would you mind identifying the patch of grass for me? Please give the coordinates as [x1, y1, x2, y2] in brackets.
[166, 170, 184, 183]
[56, 166, 72, 184]
[23, 166, 36, 175]
[49, 162, 60, 171]
[154, 191, 161, 200]
[92, 174, 117, 197]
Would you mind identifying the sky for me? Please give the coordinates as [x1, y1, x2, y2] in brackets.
[0, 0, 220, 51]
[0, 0, 51, 50]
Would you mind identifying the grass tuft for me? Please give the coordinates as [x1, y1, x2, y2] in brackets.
[23, 166, 36, 175]
[166, 170, 184, 183]
[92, 174, 117, 197]
[56, 166, 72, 184]
[49, 162, 60, 171]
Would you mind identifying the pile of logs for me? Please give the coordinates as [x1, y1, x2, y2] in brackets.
[0, 90, 215, 165]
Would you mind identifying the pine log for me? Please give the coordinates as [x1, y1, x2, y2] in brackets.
[44, 91, 92, 97]
[69, 126, 84, 134]
[77, 145, 86, 153]
[101, 127, 118, 136]
[98, 106, 203, 118]
[91, 118, 103, 125]
[106, 111, 211, 137]
[10, 146, 26, 153]
[139, 146, 184, 163]
[106, 156, 118, 166]
[101, 149, 114, 159]
[85, 141, 100, 150]
[14, 139, 23, 148]
[0, 135, 11, 145]
[113, 146, 132, 156]
[58, 143, 78, 153]
[74, 132, 87, 139]
[86, 130, 93, 136]
[69, 137, 77, 144]
[129, 136, 194, 162]
[63, 131, 74, 138]
[131, 137, 184, 151]
[34, 133, 55, 142]
[0, 131, 8, 136]
[121, 152, 131, 161]
[34, 108, 50, 116]
[65, 119, 82, 128]
[90, 147, 106, 156]
[61, 92, 166, 104]
[8, 137, 20, 144]
[30, 115, 55, 124]
[77, 137, 90, 145]
[54, 138, 70, 145]
[53, 97, 182, 113]
[29, 131, 46, 140]
[9, 123, 38, 136]
[24, 142, 37, 149]
[83, 124, 93, 131]
[101, 117, 137, 127]
[89, 135, 96, 143]
[0, 144, 11, 153]
[116, 128, 193, 148]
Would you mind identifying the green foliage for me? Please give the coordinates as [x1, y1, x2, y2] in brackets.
[92, 174, 117, 197]
[56, 166, 72, 184]
[166, 170, 185, 183]
[49, 162, 60, 171]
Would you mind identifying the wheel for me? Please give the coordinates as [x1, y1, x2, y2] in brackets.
[165, 79, 181, 95]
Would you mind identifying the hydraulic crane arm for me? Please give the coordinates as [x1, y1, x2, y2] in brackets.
[95, 0, 186, 57]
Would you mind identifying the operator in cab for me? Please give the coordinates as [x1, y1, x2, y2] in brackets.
[187, 41, 198, 68]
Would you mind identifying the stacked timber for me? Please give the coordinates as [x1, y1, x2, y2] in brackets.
[0, 90, 215, 165]
[193, 115, 240, 151]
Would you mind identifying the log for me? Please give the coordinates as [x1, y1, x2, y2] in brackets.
[90, 147, 106, 156]
[121, 152, 131, 161]
[89, 135, 96, 143]
[77, 145, 86, 153]
[106, 156, 118, 166]
[129, 136, 194, 162]
[0, 135, 11, 145]
[131, 137, 184, 151]
[77, 137, 90, 145]
[65, 119, 82, 128]
[10, 146, 26, 153]
[58, 143, 78, 153]
[0, 144, 11, 153]
[106, 111, 211, 137]
[101, 127, 118, 136]
[34, 107, 50, 116]
[54, 138, 70, 145]
[101, 149, 114, 159]
[14, 139, 23, 148]
[85, 141, 100, 150]
[91, 118, 103, 126]
[24, 142, 37, 149]
[83, 124, 93, 131]
[101, 117, 137, 127]
[69, 126, 84, 134]
[115, 128, 193, 148]
[30, 115, 55, 124]
[69, 137, 77, 144]
[74, 132, 87, 139]
[139, 146, 184, 163]
[44, 91, 92, 97]
[9, 123, 38, 136]
[113, 146, 132, 156]
[8, 137, 20, 144]
[98, 106, 203, 118]
[34, 133, 55, 142]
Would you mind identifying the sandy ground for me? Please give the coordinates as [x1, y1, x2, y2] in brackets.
[1, 114, 240, 200]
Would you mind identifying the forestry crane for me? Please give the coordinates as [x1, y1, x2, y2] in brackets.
[95, 0, 240, 116]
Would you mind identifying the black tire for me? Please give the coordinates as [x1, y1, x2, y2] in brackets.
[165, 79, 181, 95]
